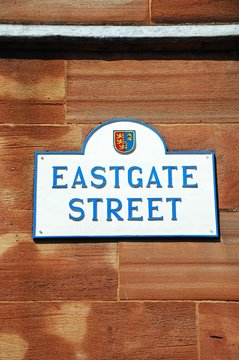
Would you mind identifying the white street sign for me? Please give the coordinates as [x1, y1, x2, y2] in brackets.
[33, 119, 219, 239]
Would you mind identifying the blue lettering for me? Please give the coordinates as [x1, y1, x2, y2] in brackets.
[162, 166, 178, 188]
[128, 166, 143, 188]
[148, 198, 163, 221]
[166, 197, 182, 221]
[109, 166, 125, 188]
[88, 198, 103, 221]
[72, 166, 87, 188]
[146, 166, 162, 188]
[128, 198, 143, 221]
[182, 166, 198, 188]
[107, 198, 123, 221]
[91, 167, 106, 188]
[69, 198, 85, 221]
[52, 166, 68, 189]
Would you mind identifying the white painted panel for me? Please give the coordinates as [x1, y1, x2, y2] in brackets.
[33, 119, 219, 238]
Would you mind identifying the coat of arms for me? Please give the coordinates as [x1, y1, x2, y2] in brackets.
[113, 130, 136, 154]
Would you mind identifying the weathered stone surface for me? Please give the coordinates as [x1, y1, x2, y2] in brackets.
[0, 103, 64, 124]
[199, 302, 239, 360]
[67, 60, 239, 124]
[119, 235, 239, 300]
[0, 233, 118, 301]
[0, 0, 148, 24]
[0, 301, 197, 359]
[0, 59, 65, 102]
[152, 0, 239, 23]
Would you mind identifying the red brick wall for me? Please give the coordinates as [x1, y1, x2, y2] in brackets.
[0, 2, 239, 359]
[0, 0, 239, 24]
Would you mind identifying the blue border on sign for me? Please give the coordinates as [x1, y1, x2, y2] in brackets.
[33, 118, 219, 240]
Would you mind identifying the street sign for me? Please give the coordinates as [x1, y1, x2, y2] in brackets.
[33, 119, 219, 239]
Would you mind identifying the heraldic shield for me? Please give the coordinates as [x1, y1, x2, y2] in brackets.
[113, 130, 136, 154]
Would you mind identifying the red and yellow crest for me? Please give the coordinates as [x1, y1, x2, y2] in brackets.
[113, 130, 136, 154]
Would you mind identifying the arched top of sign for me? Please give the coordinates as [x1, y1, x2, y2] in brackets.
[81, 118, 167, 157]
